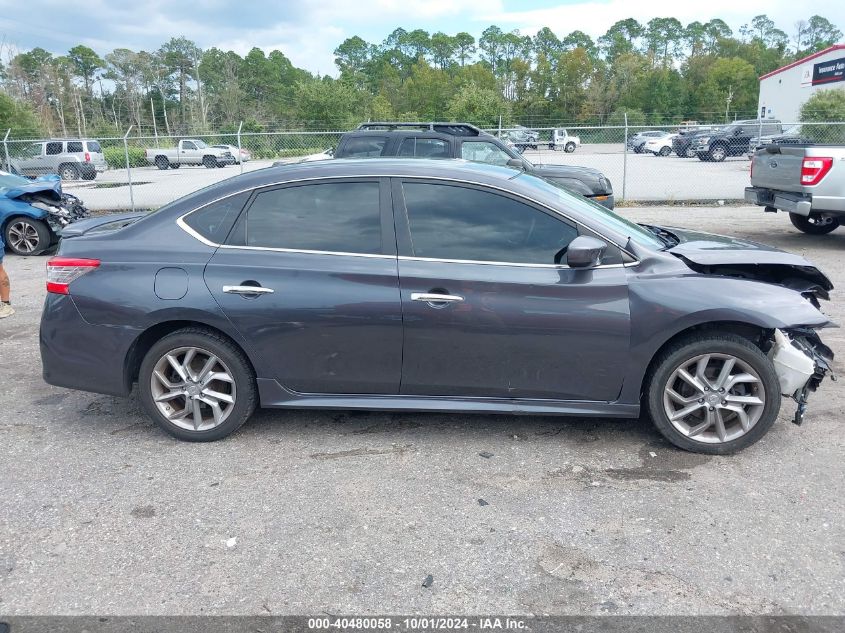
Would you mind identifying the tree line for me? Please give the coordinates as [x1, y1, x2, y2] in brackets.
[0, 14, 841, 139]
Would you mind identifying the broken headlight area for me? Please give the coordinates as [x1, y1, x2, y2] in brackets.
[26, 193, 89, 231]
[768, 328, 836, 425]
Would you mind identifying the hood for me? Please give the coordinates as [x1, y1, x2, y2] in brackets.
[2, 174, 62, 200]
[531, 163, 603, 179]
[655, 225, 833, 301]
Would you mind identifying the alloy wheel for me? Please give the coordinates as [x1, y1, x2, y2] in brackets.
[150, 346, 237, 431]
[662, 353, 766, 444]
[7, 221, 40, 253]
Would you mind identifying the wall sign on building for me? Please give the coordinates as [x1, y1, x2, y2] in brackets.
[812, 56, 845, 86]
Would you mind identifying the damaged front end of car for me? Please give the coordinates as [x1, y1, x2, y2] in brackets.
[768, 327, 836, 425]
[25, 191, 89, 233]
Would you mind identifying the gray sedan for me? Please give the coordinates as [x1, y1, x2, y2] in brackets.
[40, 159, 834, 453]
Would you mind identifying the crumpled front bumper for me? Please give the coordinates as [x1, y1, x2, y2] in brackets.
[769, 328, 835, 424]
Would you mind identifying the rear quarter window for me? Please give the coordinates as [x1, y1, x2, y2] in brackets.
[86, 141, 102, 152]
[182, 191, 250, 243]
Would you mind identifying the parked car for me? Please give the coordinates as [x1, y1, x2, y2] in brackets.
[211, 144, 251, 164]
[691, 120, 782, 162]
[628, 130, 671, 153]
[672, 127, 718, 158]
[145, 139, 234, 170]
[299, 148, 334, 162]
[332, 122, 614, 208]
[41, 159, 834, 453]
[503, 125, 540, 151]
[549, 128, 581, 152]
[746, 143, 845, 235]
[9, 139, 106, 181]
[643, 134, 677, 156]
[1, 170, 88, 255]
[747, 125, 809, 157]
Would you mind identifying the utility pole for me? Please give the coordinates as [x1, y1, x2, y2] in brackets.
[151, 98, 159, 142]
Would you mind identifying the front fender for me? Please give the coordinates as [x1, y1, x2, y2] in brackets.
[618, 274, 833, 403]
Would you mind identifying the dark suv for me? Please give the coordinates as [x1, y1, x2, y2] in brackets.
[690, 120, 782, 162]
[333, 122, 614, 208]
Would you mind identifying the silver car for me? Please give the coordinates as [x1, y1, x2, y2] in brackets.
[11, 139, 107, 181]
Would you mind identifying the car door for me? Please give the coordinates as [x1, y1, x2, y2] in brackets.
[203, 178, 403, 395]
[392, 179, 630, 401]
[181, 141, 198, 164]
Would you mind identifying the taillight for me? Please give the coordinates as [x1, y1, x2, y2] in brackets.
[84, 152, 91, 162]
[46, 257, 100, 294]
[801, 157, 833, 185]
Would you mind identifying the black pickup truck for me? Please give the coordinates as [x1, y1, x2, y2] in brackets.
[331, 122, 615, 208]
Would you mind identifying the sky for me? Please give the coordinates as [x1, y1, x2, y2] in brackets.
[0, 0, 842, 75]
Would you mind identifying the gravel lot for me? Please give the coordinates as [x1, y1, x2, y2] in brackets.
[1, 205, 843, 616]
[63, 146, 751, 211]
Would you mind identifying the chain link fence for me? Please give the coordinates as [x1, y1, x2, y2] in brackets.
[2, 122, 844, 211]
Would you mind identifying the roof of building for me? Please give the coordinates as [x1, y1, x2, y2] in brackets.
[759, 44, 845, 81]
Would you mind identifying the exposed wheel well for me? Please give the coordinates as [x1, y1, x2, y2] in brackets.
[640, 321, 771, 399]
[124, 320, 257, 391]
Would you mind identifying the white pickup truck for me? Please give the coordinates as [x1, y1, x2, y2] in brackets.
[145, 139, 234, 170]
[745, 144, 845, 235]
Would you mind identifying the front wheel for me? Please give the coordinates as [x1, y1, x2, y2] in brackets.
[659, 146, 671, 156]
[4, 217, 52, 255]
[564, 142, 576, 153]
[646, 333, 781, 454]
[709, 145, 727, 162]
[138, 328, 257, 441]
[203, 155, 217, 168]
[789, 213, 839, 235]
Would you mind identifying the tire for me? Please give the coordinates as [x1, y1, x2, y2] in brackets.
[789, 213, 839, 235]
[709, 145, 727, 162]
[645, 333, 781, 454]
[138, 327, 257, 442]
[685, 147, 696, 158]
[697, 153, 708, 161]
[81, 170, 97, 181]
[633, 146, 643, 154]
[154, 156, 170, 170]
[548, 143, 555, 150]
[203, 155, 217, 168]
[58, 163, 79, 180]
[565, 142, 576, 153]
[4, 217, 52, 255]
[659, 146, 671, 157]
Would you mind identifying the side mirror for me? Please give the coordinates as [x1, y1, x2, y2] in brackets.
[506, 158, 525, 170]
[566, 235, 607, 268]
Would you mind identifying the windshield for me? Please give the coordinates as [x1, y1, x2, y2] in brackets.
[0, 170, 31, 191]
[515, 173, 665, 250]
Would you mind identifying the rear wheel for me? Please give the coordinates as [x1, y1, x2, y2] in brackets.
[646, 333, 780, 454]
[565, 142, 576, 153]
[138, 328, 257, 441]
[4, 217, 51, 255]
[659, 146, 671, 156]
[685, 147, 696, 158]
[154, 156, 170, 170]
[58, 163, 80, 180]
[789, 213, 839, 235]
[203, 155, 217, 168]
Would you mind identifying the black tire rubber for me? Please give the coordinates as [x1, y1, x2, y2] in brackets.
[154, 156, 170, 170]
[565, 142, 576, 153]
[645, 333, 781, 455]
[548, 143, 555, 150]
[81, 170, 97, 181]
[709, 145, 727, 162]
[659, 146, 671, 156]
[58, 163, 80, 180]
[4, 217, 52, 255]
[634, 146, 643, 154]
[203, 155, 217, 168]
[789, 213, 839, 235]
[697, 153, 708, 161]
[138, 327, 258, 442]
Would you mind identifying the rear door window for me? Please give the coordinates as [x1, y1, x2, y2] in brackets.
[46, 142, 63, 155]
[341, 136, 388, 158]
[397, 137, 450, 158]
[66, 141, 83, 153]
[233, 181, 383, 254]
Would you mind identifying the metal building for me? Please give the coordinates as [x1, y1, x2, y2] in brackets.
[758, 44, 845, 122]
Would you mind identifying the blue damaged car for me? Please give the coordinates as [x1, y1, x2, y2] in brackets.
[0, 170, 89, 255]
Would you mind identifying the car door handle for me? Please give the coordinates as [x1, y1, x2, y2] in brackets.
[223, 285, 274, 295]
[411, 292, 464, 303]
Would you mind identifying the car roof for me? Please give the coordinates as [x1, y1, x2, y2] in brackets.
[344, 129, 498, 141]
